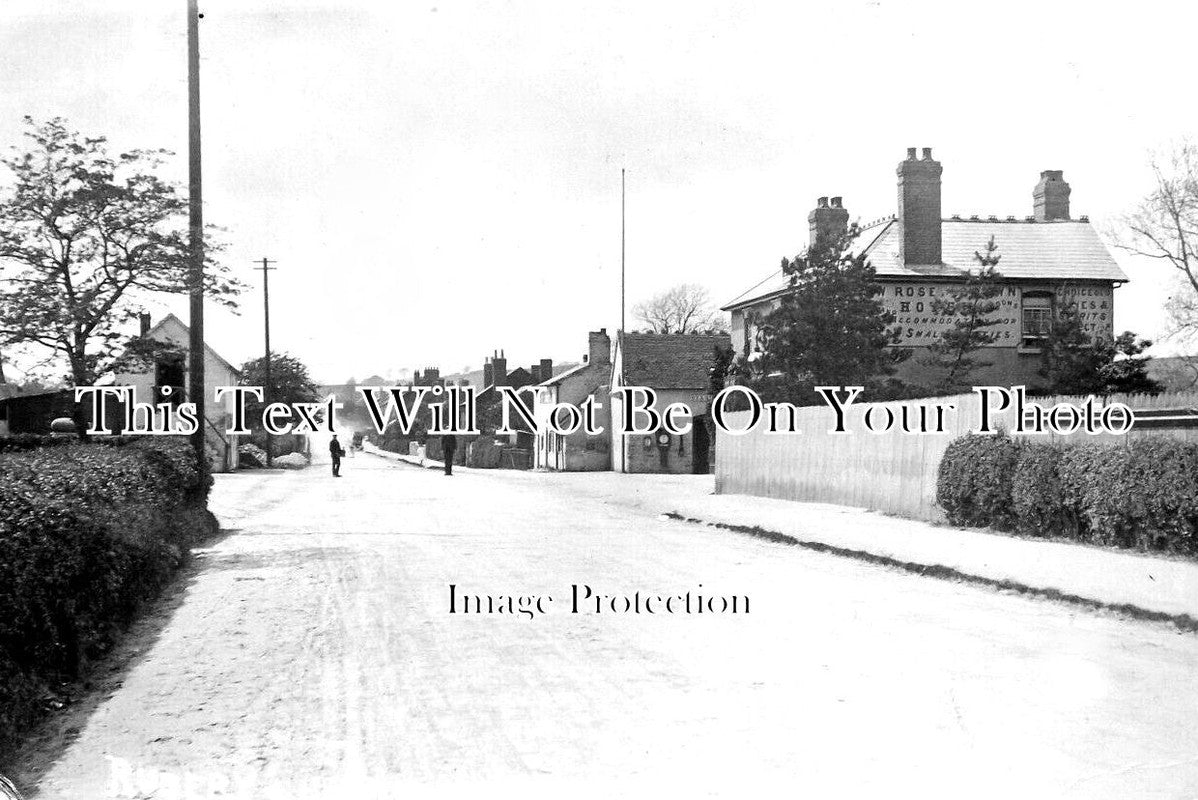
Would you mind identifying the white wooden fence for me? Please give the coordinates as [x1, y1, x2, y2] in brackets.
[715, 390, 1198, 522]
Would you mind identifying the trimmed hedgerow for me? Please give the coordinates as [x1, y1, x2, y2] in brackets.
[936, 433, 1023, 530]
[939, 434, 1198, 556]
[1010, 442, 1068, 538]
[0, 437, 216, 753]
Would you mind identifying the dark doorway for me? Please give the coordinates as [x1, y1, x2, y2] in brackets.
[692, 414, 711, 474]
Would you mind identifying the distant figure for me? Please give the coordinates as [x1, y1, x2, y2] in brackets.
[442, 433, 457, 476]
[329, 434, 344, 477]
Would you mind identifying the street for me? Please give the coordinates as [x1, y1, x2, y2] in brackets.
[23, 449, 1198, 799]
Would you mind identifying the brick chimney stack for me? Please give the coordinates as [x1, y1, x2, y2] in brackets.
[483, 359, 494, 388]
[539, 358, 552, 381]
[587, 329, 610, 366]
[808, 196, 849, 248]
[1033, 170, 1071, 221]
[491, 350, 507, 387]
[897, 147, 943, 265]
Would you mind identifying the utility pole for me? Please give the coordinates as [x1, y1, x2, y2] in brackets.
[186, 0, 206, 469]
[256, 257, 276, 466]
[621, 167, 626, 334]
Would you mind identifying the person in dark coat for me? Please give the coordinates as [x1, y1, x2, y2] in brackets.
[329, 434, 344, 477]
[441, 433, 456, 476]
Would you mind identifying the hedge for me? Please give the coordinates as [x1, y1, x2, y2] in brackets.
[0, 437, 216, 753]
[938, 434, 1198, 555]
[935, 434, 1023, 530]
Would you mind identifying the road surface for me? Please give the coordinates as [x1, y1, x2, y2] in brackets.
[21, 448, 1198, 798]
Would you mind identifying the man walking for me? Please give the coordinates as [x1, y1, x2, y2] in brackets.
[441, 433, 456, 476]
[329, 434, 344, 477]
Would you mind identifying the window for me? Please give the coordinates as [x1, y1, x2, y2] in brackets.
[1021, 293, 1053, 348]
[154, 354, 186, 405]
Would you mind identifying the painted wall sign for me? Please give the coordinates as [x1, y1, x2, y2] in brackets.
[1057, 285, 1114, 340]
[881, 283, 1020, 347]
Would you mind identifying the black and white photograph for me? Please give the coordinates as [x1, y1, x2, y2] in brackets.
[1, 1, 1197, 797]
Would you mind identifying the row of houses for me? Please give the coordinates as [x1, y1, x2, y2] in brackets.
[384, 331, 729, 474]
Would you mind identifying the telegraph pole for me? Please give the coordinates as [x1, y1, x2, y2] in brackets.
[187, 0, 206, 469]
[256, 257, 276, 466]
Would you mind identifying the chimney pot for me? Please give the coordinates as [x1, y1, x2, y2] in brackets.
[588, 329, 611, 368]
[896, 147, 943, 265]
[809, 195, 849, 248]
[1033, 169, 1071, 221]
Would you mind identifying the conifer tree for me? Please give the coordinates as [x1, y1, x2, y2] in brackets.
[922, 236, 1005, 392]
[747, 227, 907, 402]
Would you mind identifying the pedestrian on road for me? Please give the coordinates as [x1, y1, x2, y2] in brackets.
[441, 433, 456, 476]
[329, 434, 344, 477]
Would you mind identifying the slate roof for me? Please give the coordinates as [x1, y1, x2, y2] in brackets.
[722, 218, 1128, 311]
[618, 333, 731, 390]
[540, 361, 591, 387]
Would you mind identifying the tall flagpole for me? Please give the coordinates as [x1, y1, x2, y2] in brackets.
[620, 168, 627, 473]
[620, 168, 625, 334]
[187, 0, 206, 468]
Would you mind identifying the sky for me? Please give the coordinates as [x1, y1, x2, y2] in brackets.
[2, 0, 1197, 383]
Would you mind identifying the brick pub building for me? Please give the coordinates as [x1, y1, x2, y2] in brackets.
[722, 148, 1128, 389]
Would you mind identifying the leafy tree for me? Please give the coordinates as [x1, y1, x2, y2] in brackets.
[0, 117, 239, 388]
[922, 236, 1005, 391]
[709, 342, 735, 396]
[746, 228, 908, 402]
[237, 353, 321, 439]
[633, 283, 727, 334]
[1038, 305, 1161, 395]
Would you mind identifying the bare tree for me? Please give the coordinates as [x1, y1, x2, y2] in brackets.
[1116, 141, 1198, 344]
[631, 283, 727, 334]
